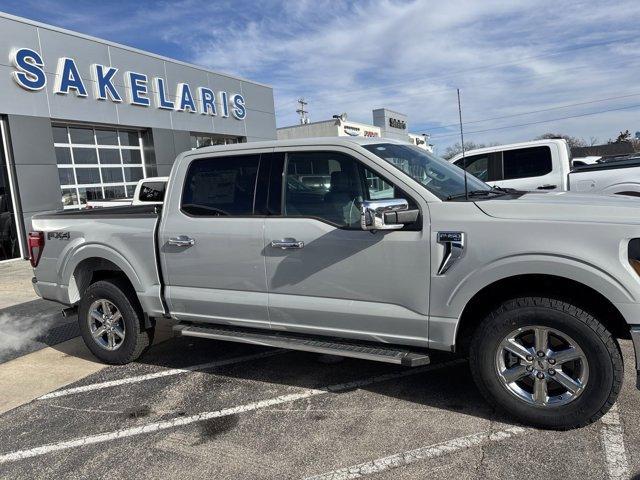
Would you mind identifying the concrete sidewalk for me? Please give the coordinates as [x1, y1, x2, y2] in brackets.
[0, 260, 79, 364]
[0, 259, 38, 309]
[0, 259, 173, 416]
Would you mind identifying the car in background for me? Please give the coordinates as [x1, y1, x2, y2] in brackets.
[449, 139, 640, 196]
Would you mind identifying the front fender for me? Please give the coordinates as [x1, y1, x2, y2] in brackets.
[445, 253, 634, 317]
[428, 253, 634, 351]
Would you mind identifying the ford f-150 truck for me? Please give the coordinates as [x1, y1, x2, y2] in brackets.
[449, 139, 640, 196]
[30, 137, 640, 429]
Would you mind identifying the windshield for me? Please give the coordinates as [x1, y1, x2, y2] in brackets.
[363, 143, 491, 200]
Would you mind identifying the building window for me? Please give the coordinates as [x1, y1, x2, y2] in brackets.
[53, 124, 151, 208]
[190, 133, 244, 149]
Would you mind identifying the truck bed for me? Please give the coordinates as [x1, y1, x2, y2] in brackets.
[34, 204, 158, 218]
[30, 205, 163, 315]
[569, 158, 640, 195]
[571, 156, 640, 173]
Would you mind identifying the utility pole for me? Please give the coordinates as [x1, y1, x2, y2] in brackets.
[296, 98, 309, 124]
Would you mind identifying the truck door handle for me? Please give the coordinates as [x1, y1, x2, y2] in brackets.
[537, 184, 557, 190]
[168, 235, 195, 247]
[270, 238, 304, 250]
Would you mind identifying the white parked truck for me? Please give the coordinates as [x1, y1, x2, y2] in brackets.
[449, 139, 640, 196]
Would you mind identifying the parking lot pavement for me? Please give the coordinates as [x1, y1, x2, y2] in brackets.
[0, 332, 637, 479]
[0, 260, 637, 479]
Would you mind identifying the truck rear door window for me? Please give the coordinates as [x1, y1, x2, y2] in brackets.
[139, 181, 166, 202]
[182, 155, 260, 216]
[502, 146, 552, 180]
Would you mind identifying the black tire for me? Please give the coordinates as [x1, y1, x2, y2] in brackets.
[78, 279, 153, 364]
[469, 297, 623, 429]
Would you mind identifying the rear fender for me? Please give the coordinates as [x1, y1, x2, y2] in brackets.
[62, 243, 143, 304]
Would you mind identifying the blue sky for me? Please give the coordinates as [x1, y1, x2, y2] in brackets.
[2, 0, 640, 153]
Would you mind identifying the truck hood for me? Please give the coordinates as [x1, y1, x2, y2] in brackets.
[476, 191, 640, 224]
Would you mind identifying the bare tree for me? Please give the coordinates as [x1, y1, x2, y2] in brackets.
[534, 133, 586, 148]
[441, 141, 497, 160]
[611, 130, 632, 143]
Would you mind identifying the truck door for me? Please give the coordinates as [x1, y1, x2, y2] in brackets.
[455, 146, 561, 192]
[263, 147, 430, 347]
[491, 146, 559, 191]
[159, 150, 270, 329]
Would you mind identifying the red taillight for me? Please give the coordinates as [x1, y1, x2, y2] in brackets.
[28, 231, 44, 267]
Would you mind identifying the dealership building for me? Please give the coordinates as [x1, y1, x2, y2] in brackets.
[0, 12, 276, 262]
[277, 108, 433, 151]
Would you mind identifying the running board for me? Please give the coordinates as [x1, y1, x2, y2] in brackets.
[173, 323, 430, 367]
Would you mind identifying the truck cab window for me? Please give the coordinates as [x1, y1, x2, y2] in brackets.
[182, 155, 260, 216]
[285, 152, 363, 228]
[455, 154, 489, 181]
[284, 152, 416, 229]
[503, 146, 552, 180]
[454, 152, 502, 182]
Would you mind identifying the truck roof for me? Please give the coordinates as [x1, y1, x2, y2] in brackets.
[187, 136, 409, 156]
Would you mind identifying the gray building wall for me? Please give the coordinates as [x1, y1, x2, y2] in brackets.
[149, 128, 192, 177]
[6, 114, 60, 237]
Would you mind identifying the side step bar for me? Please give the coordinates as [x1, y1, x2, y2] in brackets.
[173, 323, 430, 367]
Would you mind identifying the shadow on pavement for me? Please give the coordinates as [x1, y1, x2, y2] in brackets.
[46, 317, 516, 427]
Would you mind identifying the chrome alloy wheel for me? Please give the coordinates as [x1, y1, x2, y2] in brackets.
[495, 326, 589, 407]
[87, 299, 125, 351]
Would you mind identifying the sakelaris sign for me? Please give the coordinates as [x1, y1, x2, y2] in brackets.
[10, 47, 247, 120]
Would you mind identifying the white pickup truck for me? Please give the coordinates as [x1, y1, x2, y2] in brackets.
[84, 177, 168, 208]
[449, 139, 640, 196]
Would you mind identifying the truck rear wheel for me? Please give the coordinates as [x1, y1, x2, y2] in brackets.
[469, 297, 623, 429]
[78, 279, 153, 364]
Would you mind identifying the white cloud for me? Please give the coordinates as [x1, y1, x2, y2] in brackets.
[9, 0, 640, 149]
[175, 0, 640, 149]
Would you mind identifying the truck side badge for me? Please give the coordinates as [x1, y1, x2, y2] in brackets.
[437, 232, 465, 275]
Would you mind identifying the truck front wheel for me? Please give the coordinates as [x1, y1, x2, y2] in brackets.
[469, 297, 623, 429]
[78, 279, 153, 364]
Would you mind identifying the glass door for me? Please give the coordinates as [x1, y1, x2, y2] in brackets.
[0, 118, 23, 261]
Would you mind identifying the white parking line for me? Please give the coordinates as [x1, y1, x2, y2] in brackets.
[304, 425, 528, 480]
[600, 403, 630, 480]
[0, 359, 465, 464]
[38, 350, 284, 400]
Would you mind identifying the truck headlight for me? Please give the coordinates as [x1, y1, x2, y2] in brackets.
[629, 239, 640, 276]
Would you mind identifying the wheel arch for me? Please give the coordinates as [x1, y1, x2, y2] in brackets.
[65, 246, 142, 305]
[455, 274, 629, 354]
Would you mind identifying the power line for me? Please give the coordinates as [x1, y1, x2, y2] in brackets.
[429, 102, 640, 140]
[425, 92, 640, 131]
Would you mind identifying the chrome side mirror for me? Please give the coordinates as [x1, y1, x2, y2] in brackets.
[361, 199, 408, 230]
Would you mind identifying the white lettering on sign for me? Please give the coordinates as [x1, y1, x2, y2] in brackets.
[10, 47, 247, 120]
